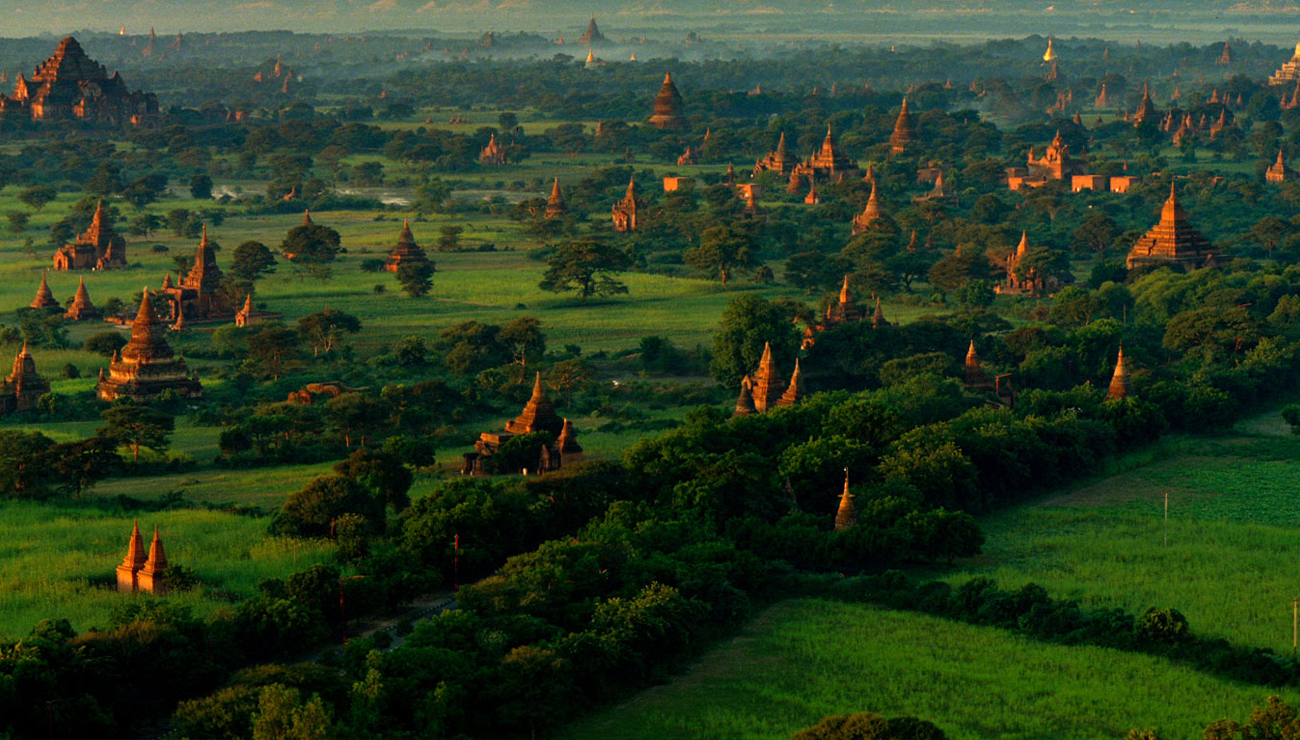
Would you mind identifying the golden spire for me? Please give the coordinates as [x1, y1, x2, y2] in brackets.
[835, 469, 857, 531]
[1107, 346, 1131, 400]
[1043, 36, 1057, 63]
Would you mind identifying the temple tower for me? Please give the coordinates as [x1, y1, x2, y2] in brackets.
[1107, 347, 1131, 400]
[29, 271, 58, 309]
[835, 471, 857, 531]
[649, 72, 686, 130]
[116, 521, 148, 593]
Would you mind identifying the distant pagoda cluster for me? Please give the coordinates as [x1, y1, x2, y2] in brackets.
[0, 37, 157, 126]
[733, 342, 804, 417]
[116, 521, 172, 594]
[463, 374, 582, 475]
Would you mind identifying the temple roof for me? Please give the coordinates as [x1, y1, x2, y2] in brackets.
[119, 520, 147, 570]
[733, 376, 755, 417]
[183, 225, 223, 293]
[140, 524, 168, 574]
[835, 470, 857, 530]
[121, 288, 175, 363]
[1126, 182, 1213, 267]
[30, 271, 58, 309]
[1107, 347, 1131, 399]
[505, 372, 563, 436]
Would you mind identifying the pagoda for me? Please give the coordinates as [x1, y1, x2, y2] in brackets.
[851, 181, 885, 235]
[157, 226, 231, 322]
[29, 271, 59, 309]
[649, 72, 686, 130]
[97, 289, 203, 402]
[1217, 41, 1232, 65]
[117, 522, 171, 594]
[506, 373, 563, 436]
[834, 471, 857, 531]
[0, 36, 158, 125]
[963, 340, 995, 393]
[871, 297, 887, 329]
[1131, 83, 1158, 126]
[1267, 150, 1298, 184]
[53, 200, 127, 271]
[792, 126, 860, 184]
[733, 376, 755, 418]
[545, 178, 568, 219]
[234, 293, 258, 327]
[384, 219, 432, 273]
[466, 373, 576, 475]
[889, 98, 917, 154]
[753, 132, 796, 176]
[1270, 36, 1300, 86]
[750, 342, 778, 413]
[611, 176, 641, 232]
[775, 359, 804, 407]
[556, 418, 583, 466]
[1125, 183, 1215, 270]
[578, 15, 607, 45]
[1043, 37, 1057, 63]
[1026, 131, 1084, 181]
[825, 275, 861, 325]
[479, 134, 506, 165]
[0, 342, 50, 414]
[64, 277, 102, 320]
[1107, 347, 1131, 400]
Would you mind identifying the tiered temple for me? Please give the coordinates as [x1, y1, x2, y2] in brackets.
[0, 343, 49, 414]
[578, 15, 606, 45]
[384, 219, 432, 273]
[851, 181, 885, 235]
[753, 132, 795, 177]
[791, 126, 860, 184]
[825, 275, 861, 325]
[479, 133, 506, 165]
[734, 343, 805, 416]
[889, 98, 917, 154]
[156, 226, 233, 322]
[545, 178, 568, 219]
[649, 72, 686, 130]
[29, 271, 59, 309]
[97, 289, 203, 402]
[53, 200, 127, 270]
[1267, 150, 1298, 184]
[1107, 347, 1131, 399]
[465, 373, 579, 474]
[116, 522, 171, 594]
[64, 277, 102, 320]
[611, 176, 641, 232]
[1125, 183, 1215, 270]
[1270, 36, 1300, 86]
[0, 36, 158, 125]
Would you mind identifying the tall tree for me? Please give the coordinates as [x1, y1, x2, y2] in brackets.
[538, 241, 631, 302]
[298, 308, 362, 356]
[98, 401, 175, 462]
[230, 240, 278, 284]
[685, 225, 759, 285]
[281, 221, 341, 281]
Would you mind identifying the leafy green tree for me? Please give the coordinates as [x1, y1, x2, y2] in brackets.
[710, 295, 801, 387]
[98, 401, 175, 461]
[499, 316, 546, 370]
[436, 225, 463, 252]
[275, 474, 384, 538]
[396, 262, 434, 298]
[6, 211, 28, 235]
[83, 331, 127, 357]
[251, 685, 332, 740]
[685, 225, 759, 285]
[18, 185, 56, 212]
[297, 308, 361, 356]
[324, 393, 394, 447]
[784, 251, 848, 294]
[415, 179, 452, 212]
[335, 448, 413, 510]
[247, 323, 301, 379]
[189, 174, 214, 200]
[0, 430, 56, 497]
[1073, 212, 1121, 254]
[47, 437, 120, 498]
[281, 221, 342, 281]
[538, 241, 630, 301]
[230, 241, 277, 284]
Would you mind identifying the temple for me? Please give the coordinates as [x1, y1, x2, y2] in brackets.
[29, 272, 59, 310]
[889, 98, 917, 154]
[97, 289, 203, 402]
[1107, 347, 1131, 400]
[835, 471, 857, 531]
[790, 126, 860, 184]
[998, 231, 1061, 295]
[0, 343, 50, 414]
[53, 200, 127, 271]
[734, 343, 805, 415]
[1270, 36, 1300, 86]
[1027, 131, 1084, 181]
[64, 277, 102, 321]
[545, 178, 568, 219]
[649, 72, 686, 130]
[1125, 183, 1215, 270]
[825, 276, 861, 325]
[116, 522, 171, 594]
[611, 176, 641, 232]
[0, 37, 158, 125]
[156, 226, 233, 323]
[464, 373, 580, 474]
[1131, 83, 1159, 126]
[753, 132, 795, 177]
[479, 133, 506, 165]
[1043, 37, 1057, 63]
[385, 219, 432, 273]
[851, 182, 885, 235]
[578, 15, 607, 45]
[1267, 150, 1298, 184]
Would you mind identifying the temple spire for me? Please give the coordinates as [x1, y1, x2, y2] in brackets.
[834, 470, 857, 531]
[1107, 346, 1131, 400]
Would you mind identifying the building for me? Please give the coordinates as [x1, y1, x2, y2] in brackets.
[733, 342, 804, 416]
[53, 200, 127, 271]
[1026, 131, 1085, 181]
[649, 72, 686, 130]
[1107, 347, 1131, 399]
[889, 98, 917, 154]
[753, 132, 796, 177]
[64, 277, 102, 321]
[834, 471, 857, 530]
[479, 133, 506, 165]
[851, 181, 885, 235]
[791, 126, 860, 185]
[1125, 183, 1215, 270]
[1131, 83, 1159, 126]
[611, 176, 641, 232]
[29, 272, 59, 310]
[156, 226, 232, 323]
[1267, 150, 1299, 184]
[1270, 36, 1300, 86]
[385, 219, 432, 273]
[464, 373, 580, 475]
[97, 289, 203, 402]
[0, 343, 50, 414]
[0, 37, 158, 125]
[578, 15, 606, 45]
[116, 522, 171, 594]
[544, 179, 568, 218]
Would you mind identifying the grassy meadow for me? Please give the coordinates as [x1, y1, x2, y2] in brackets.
[947, 419, 1300, 655]
[0, 499, 336, 639]
[561, 599, 1291, 740]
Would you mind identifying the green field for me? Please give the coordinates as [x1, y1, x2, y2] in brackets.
[561, 599, 1292, 740]
[0, 499, 336, 639]
[951, 425, 1300, 655]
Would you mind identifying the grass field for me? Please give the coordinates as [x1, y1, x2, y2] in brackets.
[949, 419, 1300, 655]
[561, 599, 1293, 740]
[0, 499, 337, 640]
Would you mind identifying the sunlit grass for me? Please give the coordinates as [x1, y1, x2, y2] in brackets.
[561, 599, 1294, 740]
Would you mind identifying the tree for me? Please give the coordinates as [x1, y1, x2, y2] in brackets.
[248, 324, 301, 379]
[324, 392, 393, 447]
[7, 211, 29, 235]
[415, 179, 452, 212]
[784, 251, 848, 294]
[396, 262, 434, 298]
[538, 241, 630, 301]
[281, 222, 342, 281]
[98, 401, 175, 461]
[275, 474, 384, 537]
[0, 430, 56, 497]
[251, 685, 332, 740]
[298, 308, 362, 356]
[230, 240, 277, 284]
[436, 225, 463, 252]
[83, 331, 127, 357]
[334, 448, 413, 510]
[47, 437, 120, 498]
[685, 225, 759, 285]
[710, 295, 801, 387]
[122, 173, 169, 209]
[18, 185, 56, 212]
[189, 174, 214, 200]
[1072, 212, 1120, 254]
[498, 316, 546, 371]
[1251, 216, 1289, 258]
[793, 712, 948, 740]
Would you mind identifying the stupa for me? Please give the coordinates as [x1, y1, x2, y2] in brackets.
[649, 72, 686, 130]
[384, 219, 431, 273]
[97, 289, 203, 402]
[1125, 183, 1215, 270]
[53, 200, 127, 271]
